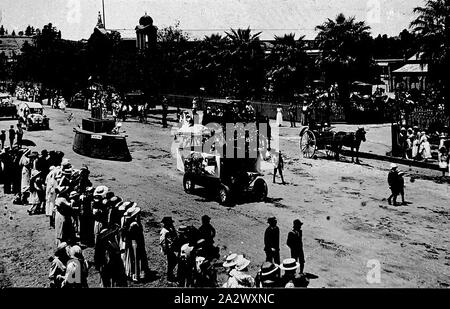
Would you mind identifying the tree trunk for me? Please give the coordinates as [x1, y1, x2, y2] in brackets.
[338, 80, 351, 122]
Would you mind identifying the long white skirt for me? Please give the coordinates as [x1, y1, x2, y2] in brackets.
[276, 112, 283, 126]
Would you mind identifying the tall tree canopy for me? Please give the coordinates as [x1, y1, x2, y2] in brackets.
[315, 13, 375, 120]
[410, 0, 450, 115]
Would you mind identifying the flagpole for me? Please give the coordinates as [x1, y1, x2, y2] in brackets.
[102, 0, 106, 29]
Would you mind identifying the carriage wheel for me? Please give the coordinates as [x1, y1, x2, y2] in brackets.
[300, 129, 316, 158]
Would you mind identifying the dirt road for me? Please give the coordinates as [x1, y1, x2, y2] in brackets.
[0, 105, 449, 288]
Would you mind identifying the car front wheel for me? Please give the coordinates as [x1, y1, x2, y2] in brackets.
[218, 184, 231, 205]
[253, 178, 268, 202]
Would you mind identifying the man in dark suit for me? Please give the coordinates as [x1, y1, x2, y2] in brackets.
[286, 219, 305, 273]
[264, 216, 280, 264]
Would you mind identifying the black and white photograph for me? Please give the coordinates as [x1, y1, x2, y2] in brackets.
[0, 0, 449, 298]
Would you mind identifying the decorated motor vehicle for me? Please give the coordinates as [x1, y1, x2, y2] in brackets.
[17, 102, 50, 130]
[173, 119, 269, 205]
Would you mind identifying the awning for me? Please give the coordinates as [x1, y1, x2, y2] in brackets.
[393, 63, 428, 74]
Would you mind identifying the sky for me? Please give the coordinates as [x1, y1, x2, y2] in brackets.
[0, 0, 425, 40]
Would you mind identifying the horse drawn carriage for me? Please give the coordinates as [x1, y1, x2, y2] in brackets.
[299, 122, 367, 163]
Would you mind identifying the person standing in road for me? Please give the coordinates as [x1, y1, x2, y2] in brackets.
[288, 103, 296, 128]
[276, 104, 283, 127]
[160, 216, 178, 282]
[8, 125, 15, 148]
[270, 149, 285, 184]
[16, 123, 23, 148]
[0, 129, 6, 149]
[264, 216, 280, 264]
[387, 163, 401, 206]
[286, 219, 305, 274]
[162, 96, 168, 128]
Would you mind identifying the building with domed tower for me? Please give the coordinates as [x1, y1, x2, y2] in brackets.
[135, 12, 157, 50]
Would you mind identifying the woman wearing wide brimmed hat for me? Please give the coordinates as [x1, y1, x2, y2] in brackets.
[19, 149, 32, 204]
[122, 205, 150, 282]
[45, 166, 59, 228]
[54, 186, 75, 246]
[94, 226, 128, 287]
[106, 196, 123, 227]
[222, 255, 255, 288]
[27, 169, 45, 215]
[61, 245, 89, 288]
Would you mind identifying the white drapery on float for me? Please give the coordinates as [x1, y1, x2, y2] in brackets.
[172, 123, 273, 174]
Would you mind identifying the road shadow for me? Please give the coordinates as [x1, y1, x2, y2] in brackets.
[305, 272, 319, 280]
[410, 174, 450, 185]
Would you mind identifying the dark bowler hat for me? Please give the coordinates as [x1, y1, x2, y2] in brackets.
[293, 219, 303, 227]
[105, 191, 115, 200]
[267, 216, 277, 223]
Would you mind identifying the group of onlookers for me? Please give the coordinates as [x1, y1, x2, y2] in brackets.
[42, 159, 151, 287]
[0, 123, 23, 150]
[15, 85, 41, 102]
[397, 126, 450, 176]
[157, 214, 309, 288]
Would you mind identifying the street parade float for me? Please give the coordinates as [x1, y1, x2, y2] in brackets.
[73, 102, 132, 162]
[173, 99, 271, 205]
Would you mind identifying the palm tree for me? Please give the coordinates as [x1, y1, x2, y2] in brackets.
[410, 0, 450, 115]
[266, 33, 308, 101]
[315, 13, 372, 120]
[224, 27, 265, 99]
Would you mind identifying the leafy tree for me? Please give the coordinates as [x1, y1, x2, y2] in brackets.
[11, 30, 16, 36]
[410, 0, 450, 115]
[315, 13, 374, 120]
[0, 25, 5, 36]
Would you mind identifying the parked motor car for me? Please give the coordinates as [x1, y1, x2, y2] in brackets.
[17, 102, 50, 130]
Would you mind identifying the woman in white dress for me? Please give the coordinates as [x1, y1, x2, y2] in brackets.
[276, 105, 283, 127]
[419, 133, 432, 161]
[45, 166, 58, 228]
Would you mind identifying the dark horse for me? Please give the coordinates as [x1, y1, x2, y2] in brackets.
[332, 128, 367, 163]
